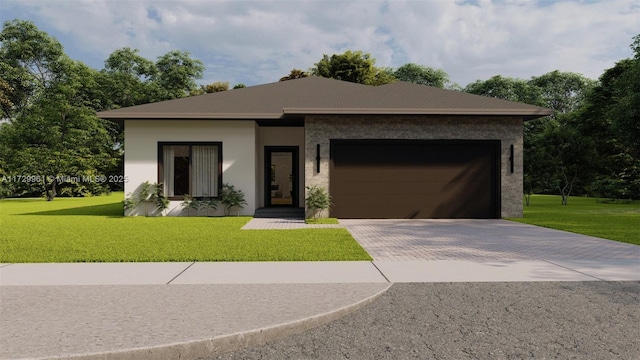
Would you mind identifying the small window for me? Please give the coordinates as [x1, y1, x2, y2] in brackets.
[159, 142, 222, 199]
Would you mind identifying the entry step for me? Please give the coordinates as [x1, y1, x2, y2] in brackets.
[254, 207, 305, 219]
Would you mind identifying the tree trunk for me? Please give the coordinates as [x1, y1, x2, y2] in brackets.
[46, 179, 57, 201]
[558, 168, 578, 206]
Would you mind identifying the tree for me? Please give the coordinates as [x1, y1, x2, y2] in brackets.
[279, 69, 309, 81]
[155, 50, 204, 99]
[101, 47, 206, 105]
[393, 63, 449, 88]
[203, 81, 229, 93]
[576, 34, 640, 199]
[0, 20, 118, 199]
[607, 34, 640, 159]
[529, 70, 596, 115]
[191, 81, 229, 95]
[2, 60, 117, 200]
[0, 19, 66, 120]
[537, 113, 596, 205]
[100, 47, 160, 108]
[311, 50, 395, 85]
[0, 78, 14, 117]
[464, 75, 543, 105]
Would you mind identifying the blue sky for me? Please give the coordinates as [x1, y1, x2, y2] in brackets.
[1, 0, 638, 87]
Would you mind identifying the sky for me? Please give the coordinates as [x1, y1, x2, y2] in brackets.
[1, 0, 638, 88]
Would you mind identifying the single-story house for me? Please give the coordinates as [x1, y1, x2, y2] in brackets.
[97, 76, 552, 219]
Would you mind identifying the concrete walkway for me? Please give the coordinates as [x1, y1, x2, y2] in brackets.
[241, 217, 342, 229]
[1, 220, 639, 360]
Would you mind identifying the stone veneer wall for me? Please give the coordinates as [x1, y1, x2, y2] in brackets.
[304, 115, 524, 218]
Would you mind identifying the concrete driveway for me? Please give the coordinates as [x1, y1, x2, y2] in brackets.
[340, 219, 640, 282]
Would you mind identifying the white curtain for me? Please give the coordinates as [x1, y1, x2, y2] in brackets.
[192, 145, 218, 197]
[163, 146, 175, 196]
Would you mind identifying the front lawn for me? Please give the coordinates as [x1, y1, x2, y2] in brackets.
[509, 195, 640, 246]
[0, 193, 372, 263]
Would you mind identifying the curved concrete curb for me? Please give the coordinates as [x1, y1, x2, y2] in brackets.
[44, 284, 392, 360]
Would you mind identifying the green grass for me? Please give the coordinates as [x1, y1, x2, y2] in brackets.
[305, 218, 340, 224]
[509, 195, 640, 246]
[0, 193, 372, 263]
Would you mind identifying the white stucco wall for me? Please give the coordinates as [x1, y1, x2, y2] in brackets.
[124, 120, 257, 216]
[256, 127, 305, 208]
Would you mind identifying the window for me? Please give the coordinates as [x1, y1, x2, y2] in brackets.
[159, 142, 222, 199]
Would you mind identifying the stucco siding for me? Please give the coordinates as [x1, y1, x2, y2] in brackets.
[124, 120, 257, 216]
[304, 115, 524, 218]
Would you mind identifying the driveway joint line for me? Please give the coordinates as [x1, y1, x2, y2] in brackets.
[166, 262, 196, 285]
[370, 261, 390, 282]
[539, 259, 607, 281]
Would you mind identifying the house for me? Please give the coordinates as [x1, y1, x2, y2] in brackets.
[97, 76, 552, 219]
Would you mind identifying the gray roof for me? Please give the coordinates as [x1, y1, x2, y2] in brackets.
[96, 76, 552, 120]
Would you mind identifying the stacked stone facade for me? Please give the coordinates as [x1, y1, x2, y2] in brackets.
[304, 115, 524, 218]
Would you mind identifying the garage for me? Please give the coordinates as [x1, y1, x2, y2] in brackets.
[329, 139, 501, 219]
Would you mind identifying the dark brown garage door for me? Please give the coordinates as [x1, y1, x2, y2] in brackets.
[329, 140, 501, 219]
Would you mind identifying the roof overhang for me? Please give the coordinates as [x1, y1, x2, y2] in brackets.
[282, 107, 554, 120]
[96, 112, 282, 120]
[99, 108, 553, 122]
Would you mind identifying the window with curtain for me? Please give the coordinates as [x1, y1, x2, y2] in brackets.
[159, 142, 222, 199]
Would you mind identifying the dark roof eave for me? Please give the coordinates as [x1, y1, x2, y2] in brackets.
[96, 112, 282, 120]
[283, 107, 554, 118]
[97, 108, 553, 120]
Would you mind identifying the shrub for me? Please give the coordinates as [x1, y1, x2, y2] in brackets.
[305, 185, 332, 220]
[181, 194, 219, 216]
[123, 181, 168, 216]
[220, 183, 247, 216]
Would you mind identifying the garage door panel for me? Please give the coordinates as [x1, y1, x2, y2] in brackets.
[332, 167, 473, 181]
[333, 193, 445, 207]
[331, 205, 490, 219]
[331, 206, 438, 219]
[329, 140, 500, 219]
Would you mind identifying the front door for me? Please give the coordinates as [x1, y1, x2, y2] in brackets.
[265, 146, 299, 207]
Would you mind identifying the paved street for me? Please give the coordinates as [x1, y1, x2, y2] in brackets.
[212, 281, 640, 360]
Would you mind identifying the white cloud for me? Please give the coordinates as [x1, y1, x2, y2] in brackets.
[1, 0, 638, 86]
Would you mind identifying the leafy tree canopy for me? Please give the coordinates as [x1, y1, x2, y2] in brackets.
[464, 75, 543, 105]
[311, 50, 395, 85]
[393, 63, 450, 88]
[155, 50, 204, 99]
[529, 70, 596, 114]
[0, 19, 67, 119]
[191, 81, 230, 95]
[280, 68, 309, 81]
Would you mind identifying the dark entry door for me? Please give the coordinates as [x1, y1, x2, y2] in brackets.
[265, 146, 299, 207]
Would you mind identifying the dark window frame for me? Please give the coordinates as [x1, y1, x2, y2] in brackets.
[264, 146, 299, 208]
[158, 141, 223, 200]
